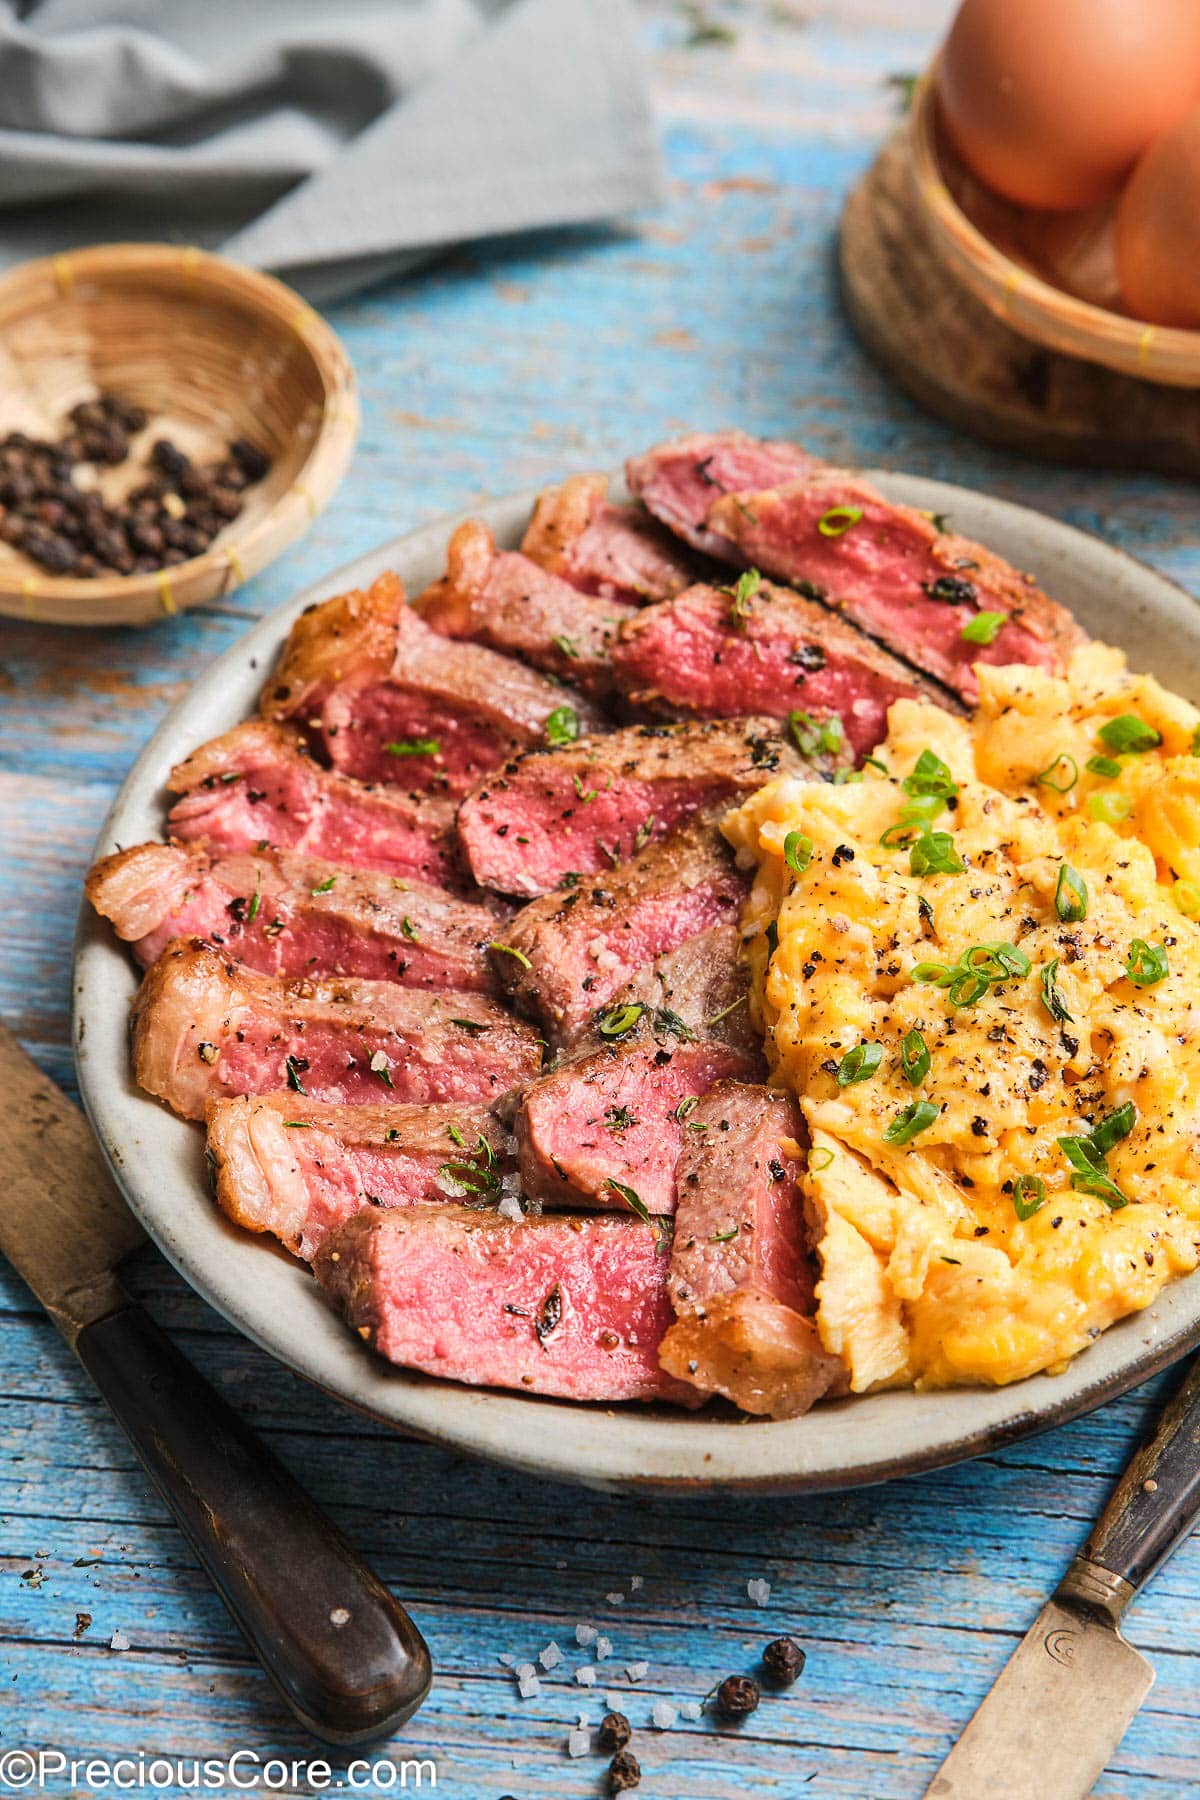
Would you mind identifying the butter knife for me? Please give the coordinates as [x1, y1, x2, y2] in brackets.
[926, 1351, 1200, 1799]
[0, 1020, 432, 1744]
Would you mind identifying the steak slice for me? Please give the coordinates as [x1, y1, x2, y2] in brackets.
[314, 1203, 697, 1404]
[416, 518, 635, 699]
[493, 814, 748, 1047]
[87, 842, 504, 992]
[521, 473, 699, 605]
[207, 1093, 512, 1262]
[701, 472, 1083, 703]
[657, 1083, 843, 1417]
[167, 720, 462, 888]
[132, 941, 542, 1120]
[516, 1036, 757, 1215]
[626, 430, 819, 559]
[456, 715, 815, 898]
[610, 577, 934, 755]
[261, 569, 605, 793]
[602, 924, 760, 1063]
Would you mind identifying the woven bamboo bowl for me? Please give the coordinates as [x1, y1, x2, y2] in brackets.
[910, 72, 1200, 390]
[0, 244, 358, 627]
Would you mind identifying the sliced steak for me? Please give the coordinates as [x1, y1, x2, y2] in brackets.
[603, 924, 760, 1063]
[658, 1083, 843, 1417]
[314, 1203, 697, 1403]
[416, 518, 635, 699]
[626, 429, 819, 558]
[516, 1036, 757, 1215]
[456, 715, 815, 898]
[87, 842, 504, 992]
[521, 472, 699, 605]
[610, 577, 933, 755]
[132, 940, 542, 1120]
[262, 569, 605, 794]
[493, 814, 748, 1046]
[167, 720, 462, 888]
[207, 1093, 512, 1262]
[701, 472, 1083, 703]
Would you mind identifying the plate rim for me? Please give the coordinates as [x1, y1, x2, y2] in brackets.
[73, 470, 1200, 1494]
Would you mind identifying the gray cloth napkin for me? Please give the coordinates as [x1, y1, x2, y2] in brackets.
[0, 0, 662, 303]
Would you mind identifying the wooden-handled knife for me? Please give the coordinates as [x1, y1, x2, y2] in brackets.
[925, 1353, 1200, 1798]
[0, 1021, 432, 1744]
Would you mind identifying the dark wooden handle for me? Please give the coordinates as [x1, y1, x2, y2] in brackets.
[1082, 1354, 1200, 1597]
[75, 1298, 432, 1744]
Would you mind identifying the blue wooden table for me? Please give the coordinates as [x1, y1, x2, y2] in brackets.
[3, 4, 1199, 1794]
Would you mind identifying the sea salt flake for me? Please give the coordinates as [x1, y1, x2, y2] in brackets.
[652, 1701, 678, 1730]
[539, 1641, 562, 1670]
[517, 1673, 541, 1700]
[369, 1050, 390, 1073]
[109, 1629, 130, 1652]
[681, 1700, 703, 1722]
[497, 1652, 516, 1668]
[497, 1194, 524, 1222]
[630, 1575, 644, 1590]
[515, 1662, 536, 1681]
[606, 1591, 625, 1605]
[606, 1693, 624, 1711]
[747, 1577, 772, 1606]
[575, 1623, 597, 1646]
[575, 1665, 597, 1687]
[567, 1728, 590, 1760]
[595, 1634, 613, 1661]
[626, 1661, 649, 1681]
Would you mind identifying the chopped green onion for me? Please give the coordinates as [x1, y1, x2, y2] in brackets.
[544, 705, 579, 747]
[948, 969, 990, 1006]
[723, 566, 762, 628]
[912, 959, 953, 985]
[807, 1146, 835, 1172]
[310, 874, 337, 894]
[910, 830, 964, 876]
[489, 942, 532, 969]
[1039, 957, 1073, 1025]
[597, 1002, 647, 1038]
[883, 1100, 941, 1145]
[900, 1029, 930, 1086]
[787, 708, 844, 758]
[1058, 1135, 1128, 1209]
[1012, 1174, 1047, 1221]
[282, 1121, 311, 1130]
[902, 748, 958, 802]
[863, 754, 890, 774]
[1192, 723, 1200, 757]
[552, 633, 579, 658]
[817, 505, 862, 538]
[1125, 939, 1168, 986]
[385, 737, 440, 757]
[246, 886, 261, 924]
[1085, 754, 1122, 779]
[401, 915, 419, 941]
[711, 1226, 739, 1244]
[783, 830, 813, 874]
[1090, 1102, 1137, 1157]
[1089, 792, 1132, 825]
[1055, 864, 1088, 923]
[1034, 753, 1078, 794]
[1173, 878, 1200, 917]
[960, 610, 1007, 646]
[1098, 714, 1161, 755]
[835, 1042, 884, 1087]
[449, 1017, 488, 1034]
[573, 772, 598, 802]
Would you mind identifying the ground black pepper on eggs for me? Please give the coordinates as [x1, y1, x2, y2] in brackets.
[0, 392, 271, 579]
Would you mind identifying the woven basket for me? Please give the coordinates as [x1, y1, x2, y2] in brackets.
[910, 73, 1200, 390]
[0, 244, 358, 627]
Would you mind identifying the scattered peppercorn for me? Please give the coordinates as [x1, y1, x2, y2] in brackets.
[608, 1749, 641, 1792]
[713, 1674, 760, 1720]
[598, 1711, 632, 1752]
[762, 1635, 807, 1685]
[0, 393, 271, 581]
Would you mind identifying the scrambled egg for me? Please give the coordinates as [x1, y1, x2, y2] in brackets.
[723, 643, 1200, 1390]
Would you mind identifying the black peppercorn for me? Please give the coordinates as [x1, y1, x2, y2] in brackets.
[762, 1635, 806, 1686]
[230, 436, 271, 481]
[608, 1749, 641, 1792]
[713, 1674, 760, 1720]
[151, 438, 191, 480]
[597, 1711, 632, 1752]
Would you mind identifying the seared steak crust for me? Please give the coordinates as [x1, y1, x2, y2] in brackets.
[417, 518, 635, 699]
[626, 430, 819, 559]
[600, 923, 760, 1063]
[132, 940, 542, 1120]
[521, 473, 699, 605]
[167, 720, 462, 887]
[314, 1202, 697, 1403]
[87, 841, 505, 992]
[611, 577, 934, 754]
[207, 1093, 511, 1261]
[456, 715, 816, 898]
[262, 570, 605, 793]
[494, 814, 749, 1047]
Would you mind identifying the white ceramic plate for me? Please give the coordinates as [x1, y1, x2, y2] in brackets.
[74, 473, 1200, 1494]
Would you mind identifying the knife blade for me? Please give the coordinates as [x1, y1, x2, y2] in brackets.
[924, 1595, 1154, 1800]
[926, 1351, 1200, 1800]
[0, 1019, 431, 1743]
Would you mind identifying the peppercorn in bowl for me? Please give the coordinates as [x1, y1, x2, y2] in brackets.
[0, 243, 357, 627]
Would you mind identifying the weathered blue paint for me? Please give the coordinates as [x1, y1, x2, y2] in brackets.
[1, 4, 1198, 1793]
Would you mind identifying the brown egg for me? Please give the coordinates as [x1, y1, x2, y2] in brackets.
[1116, 103, 1200, 327]
[937, 0, 1200, 211]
